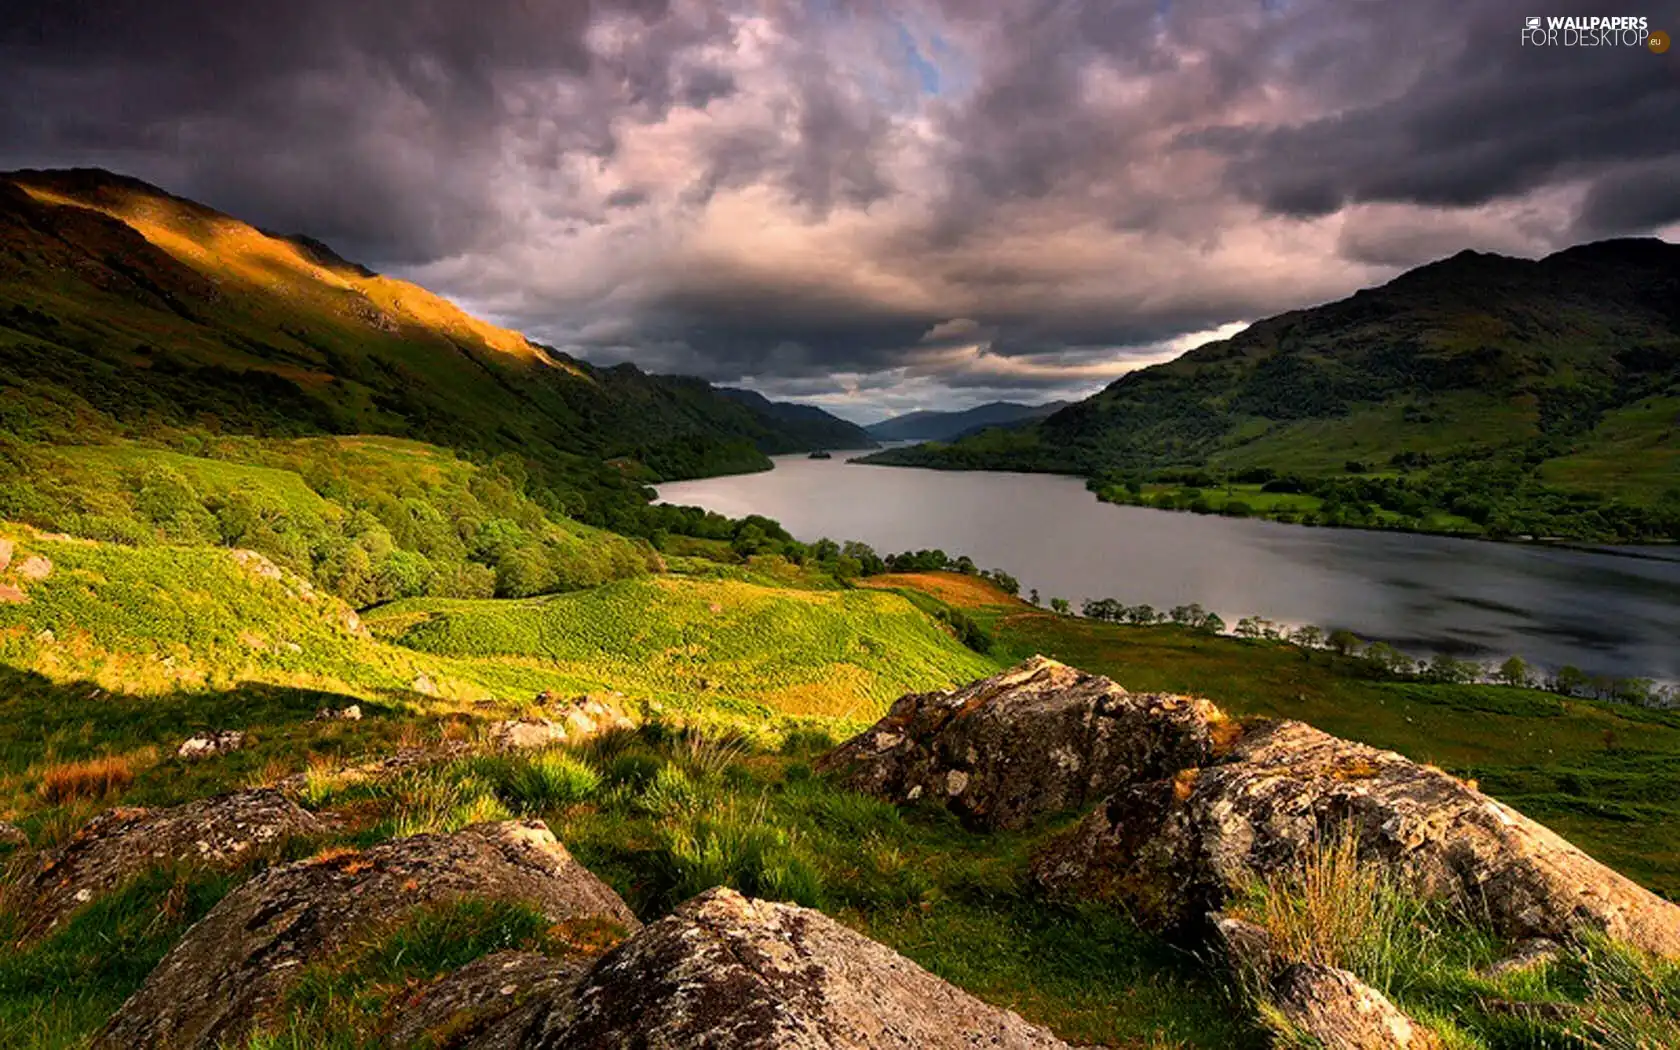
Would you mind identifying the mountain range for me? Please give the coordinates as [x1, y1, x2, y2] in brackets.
[0, 169, 860, 519]
[863, 240, 1680, 539]
[865, 400, 1070, 442]
[717, 388, 875, 450]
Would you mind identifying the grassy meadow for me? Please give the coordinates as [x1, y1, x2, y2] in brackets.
[2, 530, 1679, 1049]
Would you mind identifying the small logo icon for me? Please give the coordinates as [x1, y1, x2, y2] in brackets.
[1651, 29, 1671, 53]
[1525, 16, 1543, 30]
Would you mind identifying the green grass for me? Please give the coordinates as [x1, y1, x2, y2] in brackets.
[0, 863, 282, 1048]
[1541, 395, 1680, 501]
[367, 575, 995, 721]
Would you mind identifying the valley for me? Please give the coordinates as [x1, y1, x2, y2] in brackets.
[0, 168, 1676, 1050]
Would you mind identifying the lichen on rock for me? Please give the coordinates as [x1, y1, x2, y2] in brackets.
[94, 820, 637, 1050]
[819, 656, 1232, 830]
[11, 788, 322, 941]
[539, 886, 1073, 1048]
[1033, 718, 1680, 957]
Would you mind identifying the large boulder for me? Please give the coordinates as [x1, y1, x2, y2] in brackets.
[94, 820, 638, 1050]
[11, 788, 322, 940]
[818, 656, 1234, 830]
[1034, 719, 1680, 957]
[384, 888, 1072, 1048]
[539, 887, 1072, 1048]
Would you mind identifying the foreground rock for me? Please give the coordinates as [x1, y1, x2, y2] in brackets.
[818, 656, 1233, 830]
[387, 888, 1071, 1049]
[12, 788, 321, 940]
[558, 887, 1070, 1048]
[1272, 964, 1441, 1050]
[95, 821, 638, 1050]
[1033, 719, 1680, 956]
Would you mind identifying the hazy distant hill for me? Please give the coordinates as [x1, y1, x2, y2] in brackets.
[866, 400, 1071, 442]
[717, 388, 876, 450]
[0, 168, 851, 505]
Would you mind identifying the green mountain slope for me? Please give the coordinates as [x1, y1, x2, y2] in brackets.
[716, 388, 876, 450]
[0, 169, 847, 510]
[864, 240, 1680, 541]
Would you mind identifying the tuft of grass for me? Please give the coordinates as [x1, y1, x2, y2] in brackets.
[480, 750, 602, 813]
[652, 794, 825, 909]
[37, 755, 135, 804]
[260, 896, 630, 1049]
[374, 766, 513, 840]
[1228, 834, 1432, 995]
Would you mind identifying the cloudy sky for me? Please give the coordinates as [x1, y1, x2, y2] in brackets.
[4, 1, 1678, 421]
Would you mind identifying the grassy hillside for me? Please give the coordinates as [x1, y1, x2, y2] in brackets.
[864, 241, 1680, 542]
[0, 436, 659, 608]
[5, 562, 1676, 1050]
[0, 168, 857, 524]
[367, 575, 995, 721]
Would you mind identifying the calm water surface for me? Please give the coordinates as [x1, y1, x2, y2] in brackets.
[658, 455, 1680, 682]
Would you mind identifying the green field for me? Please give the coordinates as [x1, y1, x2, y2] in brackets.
[368, 575, 994, 720]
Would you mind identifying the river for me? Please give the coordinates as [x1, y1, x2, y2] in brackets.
[657, 455, 1680, 683]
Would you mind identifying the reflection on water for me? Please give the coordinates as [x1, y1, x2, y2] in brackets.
[657, 455, 1680, 681]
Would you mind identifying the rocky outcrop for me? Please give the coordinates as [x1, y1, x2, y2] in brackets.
[1271, 964, 1441, 1050]
[11, 788, 322, 940]
[1033, 719, 1680, 957]
[489, 694, 636, 752]
[314, 704, 363, 722]
[383, 888, 1072, 1049]
[176, 729, 247, 759]
[95, 820, 637, 1050]
[542, 887, 1071, 1048]
[818, 656, 1233, 830]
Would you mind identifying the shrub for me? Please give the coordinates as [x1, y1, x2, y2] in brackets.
[39, 756, 134, 804]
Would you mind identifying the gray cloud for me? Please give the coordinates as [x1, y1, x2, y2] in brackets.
[3, 0, 1678, 415]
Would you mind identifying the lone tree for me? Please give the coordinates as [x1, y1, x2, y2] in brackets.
[1327, 628, 1363, 657]
[1050, 597, 1071, 615]
[1497, 656, 1531, 689]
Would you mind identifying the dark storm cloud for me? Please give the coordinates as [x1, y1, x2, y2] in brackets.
[0, 0, 668, 260]
[4, 0, 1679, 415]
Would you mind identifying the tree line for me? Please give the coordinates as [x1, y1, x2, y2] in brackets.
[1037, 595, 1676, 708]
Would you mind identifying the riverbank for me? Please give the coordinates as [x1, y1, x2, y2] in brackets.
[854, 445, 1680, 546]
[657, 456, 1680, 685]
